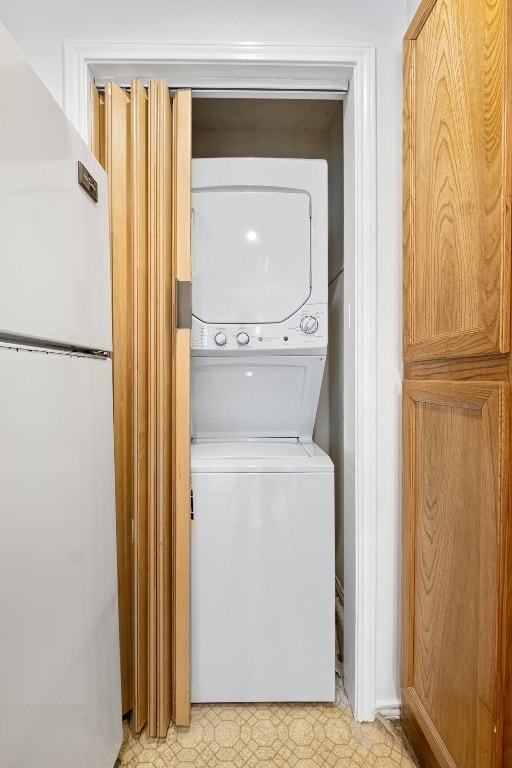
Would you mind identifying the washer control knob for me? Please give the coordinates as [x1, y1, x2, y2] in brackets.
[214, 332, 227, 347]
[300, 315, 319, 334]
[237, 332, 250, 346]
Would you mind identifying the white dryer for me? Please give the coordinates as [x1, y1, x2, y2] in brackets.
[190, 158, 334, 703]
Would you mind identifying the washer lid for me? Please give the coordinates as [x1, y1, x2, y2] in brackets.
[190, 355, 325, 441]
[191, 187, 311, 324]
[191, 440, 333, 473]
[192, 439, 308, 460]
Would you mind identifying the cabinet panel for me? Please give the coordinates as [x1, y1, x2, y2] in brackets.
[402, 381, 508, 767]
[403, 0, 511, 361]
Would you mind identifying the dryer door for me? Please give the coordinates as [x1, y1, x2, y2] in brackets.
[191, 187, 311, 324]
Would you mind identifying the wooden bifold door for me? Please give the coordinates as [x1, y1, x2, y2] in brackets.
[92, 82, 192, 734]
[402, 0, 512, 766]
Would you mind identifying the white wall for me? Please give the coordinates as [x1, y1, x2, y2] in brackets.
[327, 109, 344, 583]
[407, 0, 421, 25]
[328, 273, 344, 582]
[0, 0, 408, 711]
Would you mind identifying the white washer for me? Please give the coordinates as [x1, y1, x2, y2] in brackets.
[190, 158, 334, 703]
[191, 440, 334, 703]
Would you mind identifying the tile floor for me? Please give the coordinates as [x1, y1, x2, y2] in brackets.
[117, 681, 417, 768]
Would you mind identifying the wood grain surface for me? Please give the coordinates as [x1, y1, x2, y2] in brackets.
[404, 354, 509, 381]
[403, 0, 511, 361]
[402, 381, 508, 767]
[403, 2, 512, 764]
[131, 80, 150, 734]
[92, 81, 192, 736]
[104, 82, 134, 716]
[149, 79, 173, 737]
[170, 89, 192, 728]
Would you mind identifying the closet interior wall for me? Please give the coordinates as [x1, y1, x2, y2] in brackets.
[192, 97, 345, 584]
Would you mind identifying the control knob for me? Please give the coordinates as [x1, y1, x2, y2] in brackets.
[214, 332, 227, 347]
[300, 315, 319, 334]
[237, 332, 250, 346]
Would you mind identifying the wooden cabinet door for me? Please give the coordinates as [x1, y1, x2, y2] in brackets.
[402, 382, 508, 768]
[403, 1, 512, 765]
[403, 0, 511, 362]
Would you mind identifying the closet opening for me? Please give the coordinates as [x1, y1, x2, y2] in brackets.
[191, 94, 345, 686]
[80, 42, 377, 722]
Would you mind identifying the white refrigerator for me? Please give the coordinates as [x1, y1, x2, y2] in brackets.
[0, 21, 122, 768]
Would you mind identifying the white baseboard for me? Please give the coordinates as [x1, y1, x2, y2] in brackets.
[375, 699, 401, 719]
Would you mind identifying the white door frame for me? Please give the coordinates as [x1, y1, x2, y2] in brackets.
[63, 42, 377, 722]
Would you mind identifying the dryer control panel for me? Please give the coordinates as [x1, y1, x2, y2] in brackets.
[191, 302, 327, 355]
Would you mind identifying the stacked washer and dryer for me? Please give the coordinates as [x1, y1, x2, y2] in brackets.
[190, 158, 334, 703]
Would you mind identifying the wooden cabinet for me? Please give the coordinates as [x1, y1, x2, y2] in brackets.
[402, 382, 508, 766]
[402, 1, 512, 765]
[403, 0, 511, 361]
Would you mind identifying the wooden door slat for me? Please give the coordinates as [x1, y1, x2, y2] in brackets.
[104, 82, 134, 717]
[170, 89, 192, 727]
[131, 79, 150, 734]
[151, 79, 174, 737]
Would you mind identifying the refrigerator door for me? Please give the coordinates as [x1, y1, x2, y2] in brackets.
[0, 22, 111, 351]
[0, 347, 122, 768]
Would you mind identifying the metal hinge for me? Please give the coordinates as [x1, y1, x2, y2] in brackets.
[190, 489, 194, 521]
[176, 279, 192, 329]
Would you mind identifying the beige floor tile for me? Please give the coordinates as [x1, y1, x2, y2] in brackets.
[117, 697, 416, 768]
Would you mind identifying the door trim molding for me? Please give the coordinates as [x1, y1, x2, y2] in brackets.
[63, 41, 378, 722]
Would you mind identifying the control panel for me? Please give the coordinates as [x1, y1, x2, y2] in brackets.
[191, 302, 327, 355]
